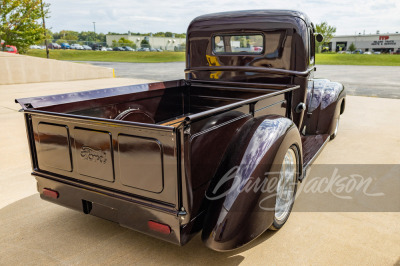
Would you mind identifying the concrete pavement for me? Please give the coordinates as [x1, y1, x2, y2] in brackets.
[0, 78, 399, 265]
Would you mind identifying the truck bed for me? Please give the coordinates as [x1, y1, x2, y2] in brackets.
[19, 80, 290, 126]
[16, 79, 297, 208]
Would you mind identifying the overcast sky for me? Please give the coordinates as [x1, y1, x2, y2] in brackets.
[45, 0, 400, 36]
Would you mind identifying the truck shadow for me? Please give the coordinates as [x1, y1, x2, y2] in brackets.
[0, 194, 277, 264]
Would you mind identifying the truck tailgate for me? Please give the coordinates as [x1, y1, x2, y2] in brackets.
[27, 112, 179, 206]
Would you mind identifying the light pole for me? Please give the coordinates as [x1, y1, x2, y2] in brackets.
[40, 0, 49, 58]
[92, 22, 96, 45]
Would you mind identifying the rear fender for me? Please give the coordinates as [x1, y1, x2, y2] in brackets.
[201, 115, 302, 251]
[304, 79, 346, 135]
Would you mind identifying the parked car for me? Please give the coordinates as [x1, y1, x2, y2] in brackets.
[122, 46, 135, 51]
[16, 10, 346, 252]
[48, 43, 61, 49]
[253, 46, 263, 52]
[29, 45, 41, 49]
[100, 47, 108, 51]
[60, 43, 70, 49]
[156, 48, 163, 52]
[82, 45, 92, 50]
[364, 51, 372, 55]
[373, 51, 381, 54]
[70, 44, 83, 50]
[352, 49, 363, 54]
[395, 49, 400, 54]
[91, 43, 102, 51]
[2, 45, 18, 54]
[113, 47, 125, 51]
[106, 47, 112, 51]
[137, 47, 150, 51]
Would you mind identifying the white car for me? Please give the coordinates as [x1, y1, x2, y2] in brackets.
[373, 51, 381, 54]
[71, 44, 84, 50]
[364, 51, 371, 55]
[29, 45, 41, 49]
[82, 45, 92, 50]
[101, 47, 107, 51]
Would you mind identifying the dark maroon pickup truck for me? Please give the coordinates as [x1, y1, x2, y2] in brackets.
[16, 10, 345, 251]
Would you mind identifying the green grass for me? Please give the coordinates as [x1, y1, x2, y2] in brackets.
[315, 53, 400, 66]
[26, 49, 185, 63]
[26, 49, 400, 66]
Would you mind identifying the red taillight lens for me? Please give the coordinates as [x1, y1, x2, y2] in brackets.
[43, 188, 59, 199]
[147, 220, 171, 235]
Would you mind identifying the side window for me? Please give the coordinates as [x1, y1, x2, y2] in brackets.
[309, 28, 315, 65]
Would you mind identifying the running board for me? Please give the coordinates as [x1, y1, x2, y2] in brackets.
[299, 134, 330, 182]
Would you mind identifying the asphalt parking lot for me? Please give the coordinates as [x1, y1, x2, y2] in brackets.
[0, 68, 399, 264]
[79, 61, 400, 99]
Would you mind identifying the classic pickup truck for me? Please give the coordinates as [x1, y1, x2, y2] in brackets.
[16, 10, 345, 251]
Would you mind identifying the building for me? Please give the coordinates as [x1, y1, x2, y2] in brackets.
[106, 34, 186, 51]
[328, 33, 400, 53]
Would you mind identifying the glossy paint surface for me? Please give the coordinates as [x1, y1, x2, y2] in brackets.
[16, 10, 345, 251]
[303, 78, 346, 135]
[201, 116, 302, 250]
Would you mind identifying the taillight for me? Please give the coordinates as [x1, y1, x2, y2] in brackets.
[43, 188, 59, 199]
[147, 220, 171, 235]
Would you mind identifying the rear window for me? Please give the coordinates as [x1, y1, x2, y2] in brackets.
[213, 34, 264, 54]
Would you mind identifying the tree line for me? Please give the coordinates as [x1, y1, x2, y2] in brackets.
[108, 31, 186, 38]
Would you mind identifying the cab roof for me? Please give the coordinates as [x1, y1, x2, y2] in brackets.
[190, 9, 312, 28]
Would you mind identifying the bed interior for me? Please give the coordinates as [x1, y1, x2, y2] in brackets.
[41, 84, 284, 125]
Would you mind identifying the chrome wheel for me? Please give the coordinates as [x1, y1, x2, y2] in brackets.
[274, 148, 297, 222]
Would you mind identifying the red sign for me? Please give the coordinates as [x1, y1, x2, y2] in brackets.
[379, 36, 389, 40]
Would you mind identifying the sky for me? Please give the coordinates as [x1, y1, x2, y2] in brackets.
[45, 0, 400, 36]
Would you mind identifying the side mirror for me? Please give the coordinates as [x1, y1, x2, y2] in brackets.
[315, 34, 324, 42]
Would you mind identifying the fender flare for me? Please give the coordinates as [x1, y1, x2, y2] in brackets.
[201, 115, 302, 251]
[304, 79, 346, 135]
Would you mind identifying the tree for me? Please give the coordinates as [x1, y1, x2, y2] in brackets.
[153, 32, 165, 37]
[175, 33, 186, 38]
[35, 28, 52, 45]
[53, 30, 78, 43]
[141, 39, 150, 48]
[76, 31, 105, 44]
[0, 0, 50, 53]
[315, 22, 336, 53]
[114, 37, 136, 49]
[348, 43, 356, 52]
